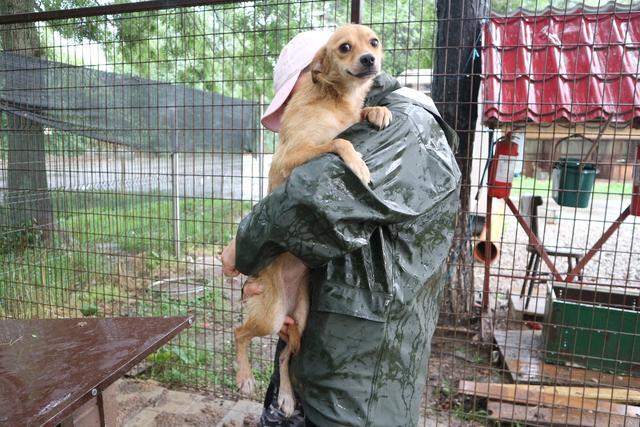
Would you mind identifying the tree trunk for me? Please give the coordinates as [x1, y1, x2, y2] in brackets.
[1, 0, 54, 240]
[432, 0, 484, 324]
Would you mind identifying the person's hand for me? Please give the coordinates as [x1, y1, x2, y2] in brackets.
[221, 238, 240, 277]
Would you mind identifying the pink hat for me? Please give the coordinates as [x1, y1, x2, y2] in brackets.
[261, 30, 333, 132]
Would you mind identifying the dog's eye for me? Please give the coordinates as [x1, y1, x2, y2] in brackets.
[339, 43, 351, 53]
[370, 38, 380, 48]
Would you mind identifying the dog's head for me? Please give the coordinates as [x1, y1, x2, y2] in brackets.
[311, 24, 382, 90]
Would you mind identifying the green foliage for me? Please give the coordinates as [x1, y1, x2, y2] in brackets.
[57, 194, 249, 254]
[0, 192, 247, 317]
[146, 344, 219, 387]
[37, 0, 116, 43]
[108, 2, 347, 99]
[453, 403, 489, 423]
[35, 0, 434, 102]
[433, 379, 452, 398]
[365, 0, 436, 75]
[80, 303, 98, 316]
[0, 224, 43, 254]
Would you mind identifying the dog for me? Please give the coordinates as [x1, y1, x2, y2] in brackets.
[231, 24, 392, 416]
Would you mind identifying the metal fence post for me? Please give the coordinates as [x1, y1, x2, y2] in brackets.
[171, 110, 181, 257]
[119, 153, 126, 193]
[351, 0, 362, 23]
[171, 151, 180, 257]
[259, 95, 265, 200]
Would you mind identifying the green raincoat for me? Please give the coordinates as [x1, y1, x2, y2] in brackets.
[235, 73, 461, 427]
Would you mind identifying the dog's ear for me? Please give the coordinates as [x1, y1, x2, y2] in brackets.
[311, 46, 327, 84]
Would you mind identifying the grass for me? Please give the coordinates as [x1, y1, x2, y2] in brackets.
[1, 193, 250, 310]
[139, 288, 240, 389]
[453, 404, 489, 424]
[54, 191, 247, 254]
[0, 191, 254, 390]
[511, 176, 633, 199]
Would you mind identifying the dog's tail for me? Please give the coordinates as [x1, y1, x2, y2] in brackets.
[288, 323, 302, 354]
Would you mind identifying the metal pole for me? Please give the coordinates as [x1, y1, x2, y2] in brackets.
[351, 0, 363, 24]
[120, 154, 126, 193]
[482, 194, 492, 311]
[565, 206, 631, 283]
[505, 197, 564, 282]
[171, 110, 181, 257]
[172, 151, 181, 257]
[258, 95, 265, 200]
[0, 0, 245, 25]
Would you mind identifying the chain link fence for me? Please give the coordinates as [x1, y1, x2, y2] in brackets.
[1, 0, 639, 425]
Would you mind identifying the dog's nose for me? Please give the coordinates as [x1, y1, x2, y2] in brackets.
[360, 54, 375, 67]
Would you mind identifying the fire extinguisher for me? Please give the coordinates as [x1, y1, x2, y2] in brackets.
[632, 143, 640, 216]
[488, 132, 520, 199]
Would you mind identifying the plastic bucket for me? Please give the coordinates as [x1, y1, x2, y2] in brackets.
[552, 158, 597, 208]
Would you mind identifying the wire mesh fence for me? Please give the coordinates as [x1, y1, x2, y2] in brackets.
[0, 0, 639, 425]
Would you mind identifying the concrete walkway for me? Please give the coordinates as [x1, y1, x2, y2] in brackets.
[116, 379, 262, 427]
[116, 379, 443, 427]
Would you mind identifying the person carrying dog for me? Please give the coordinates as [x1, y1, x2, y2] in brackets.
[222, 29, 461, 427]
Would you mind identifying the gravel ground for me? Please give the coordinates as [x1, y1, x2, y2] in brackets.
[481, 195, 640, 310]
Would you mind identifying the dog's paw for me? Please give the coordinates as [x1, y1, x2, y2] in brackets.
[278, 391, 297, 417]
[237, 374, 255, 395]
[362, 106, 392, 129]
[345, 154, 371, 185]
[332, 138, 371, 185]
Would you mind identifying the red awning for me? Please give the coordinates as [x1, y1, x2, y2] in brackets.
[482, 6, 640, 128]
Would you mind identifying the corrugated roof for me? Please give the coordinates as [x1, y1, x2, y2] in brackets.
[482, 5, 640, 128]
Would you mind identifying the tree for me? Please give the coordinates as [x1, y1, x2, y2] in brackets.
[432, 0, 485, 324]
[38, 1, 324, 101]
[38, 0, 435, 99]
[366, 0, 436, 76]
[1, 0, 54, 240]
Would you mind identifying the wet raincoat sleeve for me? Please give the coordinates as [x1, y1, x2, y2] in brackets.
[234, 100, 460, 276]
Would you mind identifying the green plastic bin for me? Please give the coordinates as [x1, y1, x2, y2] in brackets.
[543, 283, 640, 376]
[551, 158, 597, 208]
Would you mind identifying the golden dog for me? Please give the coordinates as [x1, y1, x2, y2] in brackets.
[231, 24, 391, 415]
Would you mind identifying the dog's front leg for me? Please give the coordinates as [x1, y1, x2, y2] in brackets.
[331, 138, 371, 184]
[274, 138, 370, 185]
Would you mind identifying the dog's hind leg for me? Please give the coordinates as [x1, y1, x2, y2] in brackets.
[277, 284, 309, 416]
[234, 324, 256, 394]
[277, 344, 296, 416]
[288, 283, 310, 355]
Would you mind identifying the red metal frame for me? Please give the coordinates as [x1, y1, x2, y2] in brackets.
[565, 206, 631, 283]
[482, 197, 633, 310]
[504, 197, 564, 282]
